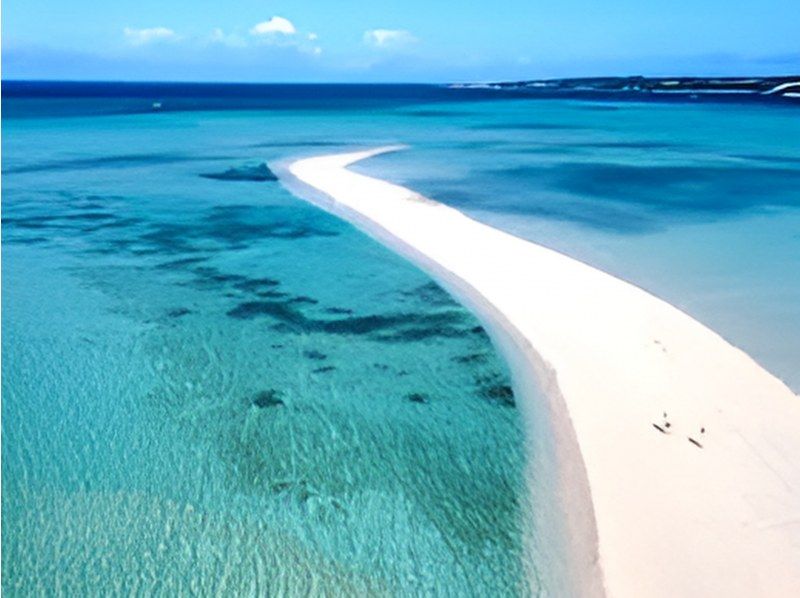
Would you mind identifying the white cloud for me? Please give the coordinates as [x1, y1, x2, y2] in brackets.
[363, 29, 416, 48]
[209, 28, 247, 47]
[296, 44, 323, 57]
[247, 17, 322, 55]
[124, 27, 177, 45]
[250, 17, 296, 36]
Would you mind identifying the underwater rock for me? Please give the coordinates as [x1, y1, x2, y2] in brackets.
[233, 277, 281, 292]
[312, 366, 336, 374]
[401, 281, 458, 307]
[200, 163, 277, 182]
[257, 290, 288, 298]
[474, 373, 498, 386]
[453, 353, 488, 364]
[192, 267, 248, 285]
[407, 392, 429, 404]
[252, 389, 285, 408]
[483, 384, 516, 407]
[226, 297, 470, 341]
[227, 301, 305, 324]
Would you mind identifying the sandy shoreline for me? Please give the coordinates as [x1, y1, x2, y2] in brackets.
[280, 147, 800, 597]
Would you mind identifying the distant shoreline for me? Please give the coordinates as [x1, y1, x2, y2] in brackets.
[451, 75, 800, 102]
[3, 77, 798, 109]
[281, 146, 800, 597]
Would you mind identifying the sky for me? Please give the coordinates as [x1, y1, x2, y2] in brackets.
[2, 0, 799, 82]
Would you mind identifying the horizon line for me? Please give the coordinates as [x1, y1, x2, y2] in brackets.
[3, 73, 799, 86]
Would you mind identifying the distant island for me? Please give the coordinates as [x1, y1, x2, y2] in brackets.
[452, 75, 800, 101]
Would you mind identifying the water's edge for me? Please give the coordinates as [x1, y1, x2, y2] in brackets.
[275, 153, 606, 597]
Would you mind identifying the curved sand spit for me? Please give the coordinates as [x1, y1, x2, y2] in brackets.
[282, 147, 800, 597]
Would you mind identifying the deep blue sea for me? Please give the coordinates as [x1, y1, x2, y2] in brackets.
[2, 82, 799, 595]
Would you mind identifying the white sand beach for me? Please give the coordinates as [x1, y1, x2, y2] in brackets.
[282, 147, 800, 597]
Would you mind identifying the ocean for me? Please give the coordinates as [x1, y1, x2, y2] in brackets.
[2, 82, 798, 595]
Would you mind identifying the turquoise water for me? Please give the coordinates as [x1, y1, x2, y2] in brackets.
[3, 87, 798, 595]
[2, 109, 545, 595]
[355, 99, 800, 391]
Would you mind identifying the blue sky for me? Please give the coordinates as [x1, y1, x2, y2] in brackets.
[2, 0, 799, 81]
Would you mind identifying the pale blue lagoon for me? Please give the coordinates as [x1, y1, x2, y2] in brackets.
[2, 84, 799, 595]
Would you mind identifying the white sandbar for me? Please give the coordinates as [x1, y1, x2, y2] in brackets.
[283, 147, 800, 597]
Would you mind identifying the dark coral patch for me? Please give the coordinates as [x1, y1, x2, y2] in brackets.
[195, 268, 249, 284]
[200, 163, 278, 182]
[252, 389, 285, 408]
[227, 301, 309, 330]
[402, 281, 458, 307]
[156, 256, 209, 270]
[256, 290, 287, 299]
[323, 312, 466, 337]
[226, 298, 471, 341]
[483, 384, 516, 407]
[407, 393, 429, 404]
[312, 366, 336, 374]
[232, 277, 281, 292]
[130, 207, 338, 259]
[453, 353, 488, 364]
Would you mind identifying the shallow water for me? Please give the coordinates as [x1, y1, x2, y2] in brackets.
[3, 86, 798, 595]
[2, 107, 543, 595]
[354, 99, 800, 391]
